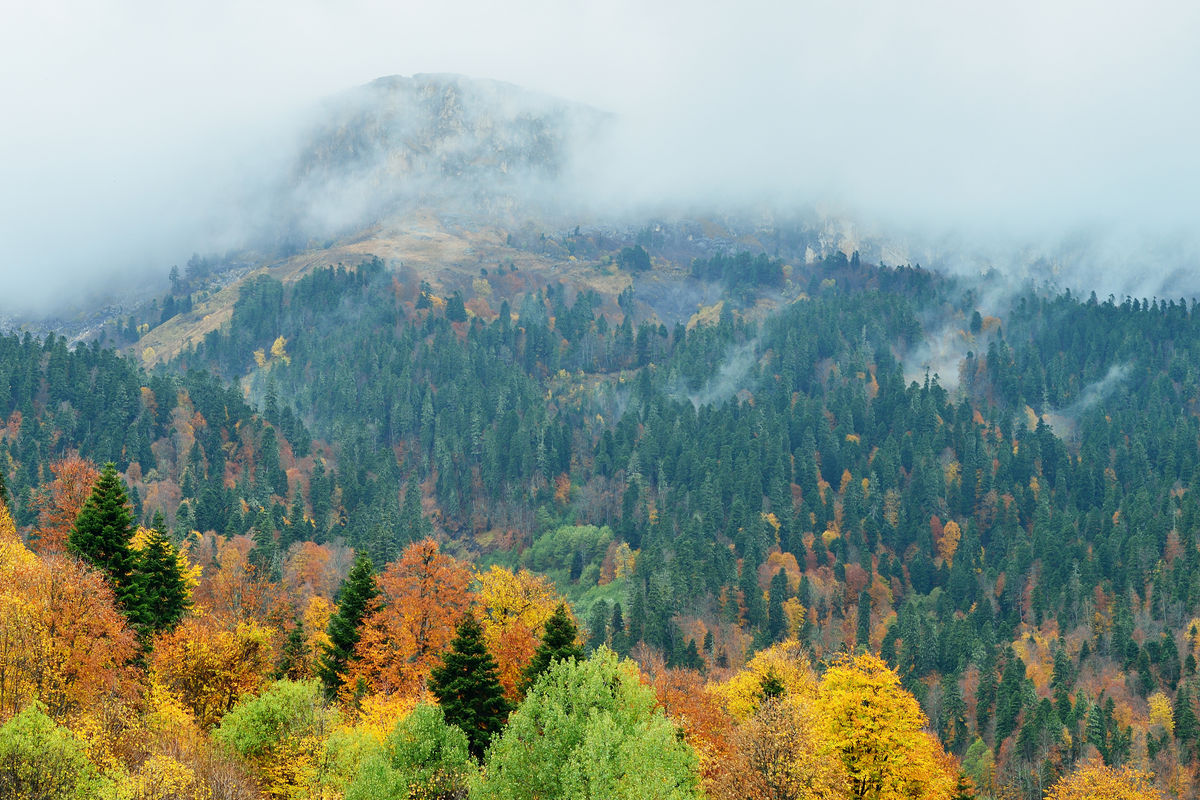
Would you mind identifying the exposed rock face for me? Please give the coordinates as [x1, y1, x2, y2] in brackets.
[278, 73, 609, 239]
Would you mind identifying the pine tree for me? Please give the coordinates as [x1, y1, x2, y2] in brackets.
[429, 614, 512, 759]
[318, 553, 378, 696]
[610, 602, 628, 656]
[0, 466, 8, 508]
[67, 463, 139, 614]
[767, 568, 789, 642]
[275, 621, 309, 680]
[522, 602, 585, 691]
[855, 588, 872, 649]
[135, 512, 190, 635]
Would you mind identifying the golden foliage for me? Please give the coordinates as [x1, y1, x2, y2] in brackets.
[0, 537, 138, 721]
[817, 652, 956, 800]
[271, 336, 291, 365]
[125, 753, 211, 800]
[476, 565, 562, 699]
[150, 616, 274, 728]
[1148, 692, 1174, 734]
[937, 520, 961, 566]
[353, 692, 420, 743]
[1045, 760, 1165, 800]
[710, 639, 815, 721]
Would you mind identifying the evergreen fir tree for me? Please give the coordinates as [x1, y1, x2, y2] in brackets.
[1175, 685, 1199, 747]
[0, 466, 8, 508]
[275, 621, 309, 680]
[429, 613, 512, 759]
[586, 600, 609, 651]
[318, 553, 378, 696]
[855, 588, 872, 649]
[67, 463, 139, 614]
[767, 568, 789, 642]
[522, 602, 585, 691]
[609, 602, 628, 656]
[134, 512, 190, 635]
[399, 473, 431, 545]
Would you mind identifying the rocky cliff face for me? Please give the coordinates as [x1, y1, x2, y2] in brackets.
[275, 73, 609, 240]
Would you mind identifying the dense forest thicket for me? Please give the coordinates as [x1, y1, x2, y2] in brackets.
[2, 236, 1198, 799]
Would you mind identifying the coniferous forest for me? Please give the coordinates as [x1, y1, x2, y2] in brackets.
[4, 232, 1200, 800]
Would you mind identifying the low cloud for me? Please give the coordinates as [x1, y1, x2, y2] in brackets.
[3, 1, 1199, 314]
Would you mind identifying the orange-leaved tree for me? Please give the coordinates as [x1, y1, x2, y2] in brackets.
[816, 652, 956, 800]
[345, 539, 473, 699]
[0, 511, 139, 721]
[149, 614, 274, 728]
[31, 455, 99, 554]
[651, 666, 735, 788]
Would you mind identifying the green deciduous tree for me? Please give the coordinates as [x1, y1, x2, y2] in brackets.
[474, 648, 702, 800]
[346, 703, 475, 800]
[0, 705, 104, 800]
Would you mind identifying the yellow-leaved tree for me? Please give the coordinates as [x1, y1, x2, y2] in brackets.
[1045, 760, 1165, 800]
[476, 565, 562, 699]
[710, 639, 815, 721]
[816, 652, 956, 800]
[710, 695, 848, 800]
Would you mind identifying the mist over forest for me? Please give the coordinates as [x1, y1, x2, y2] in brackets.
[3, 4, 1200, 800]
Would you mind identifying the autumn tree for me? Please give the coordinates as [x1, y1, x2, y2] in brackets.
[1045, 760, 1165, 800]
[428, 614, 512, 759]
[711, 639, 816, 721]
[477, 565, 561, 699]
[30, 455, 99, 554]
[345, 539, 473, 699]
[0, 523, 138, 720]
[318, 552, 378, 696]
[817, 652, 956, 800]
[711, 696, 847, 800]
[650, 666, 735, 787]
[521, 602, 584, 692]
[150, 616, 274, 728]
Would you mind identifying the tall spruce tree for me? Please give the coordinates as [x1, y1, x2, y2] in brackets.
[67, 463, 139, 614]
[319, 552, 378, 696]
[428, 613, 511, 759]
[275, 621, 310, 681]
[134, 512, 190, 635]
[521, 602, 585, 692]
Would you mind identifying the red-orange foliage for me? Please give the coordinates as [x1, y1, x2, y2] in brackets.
[31, 454, 100, 553]
[0, 526, 139, 721]
[345, 539, 474, 699]
[650, 667, 735, 785]
[150, 614, 274, 728]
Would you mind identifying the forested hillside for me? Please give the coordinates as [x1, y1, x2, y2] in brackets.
[3, 240, 1199, 799]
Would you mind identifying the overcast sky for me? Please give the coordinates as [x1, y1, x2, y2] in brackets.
[2, 0, 1199, 312]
